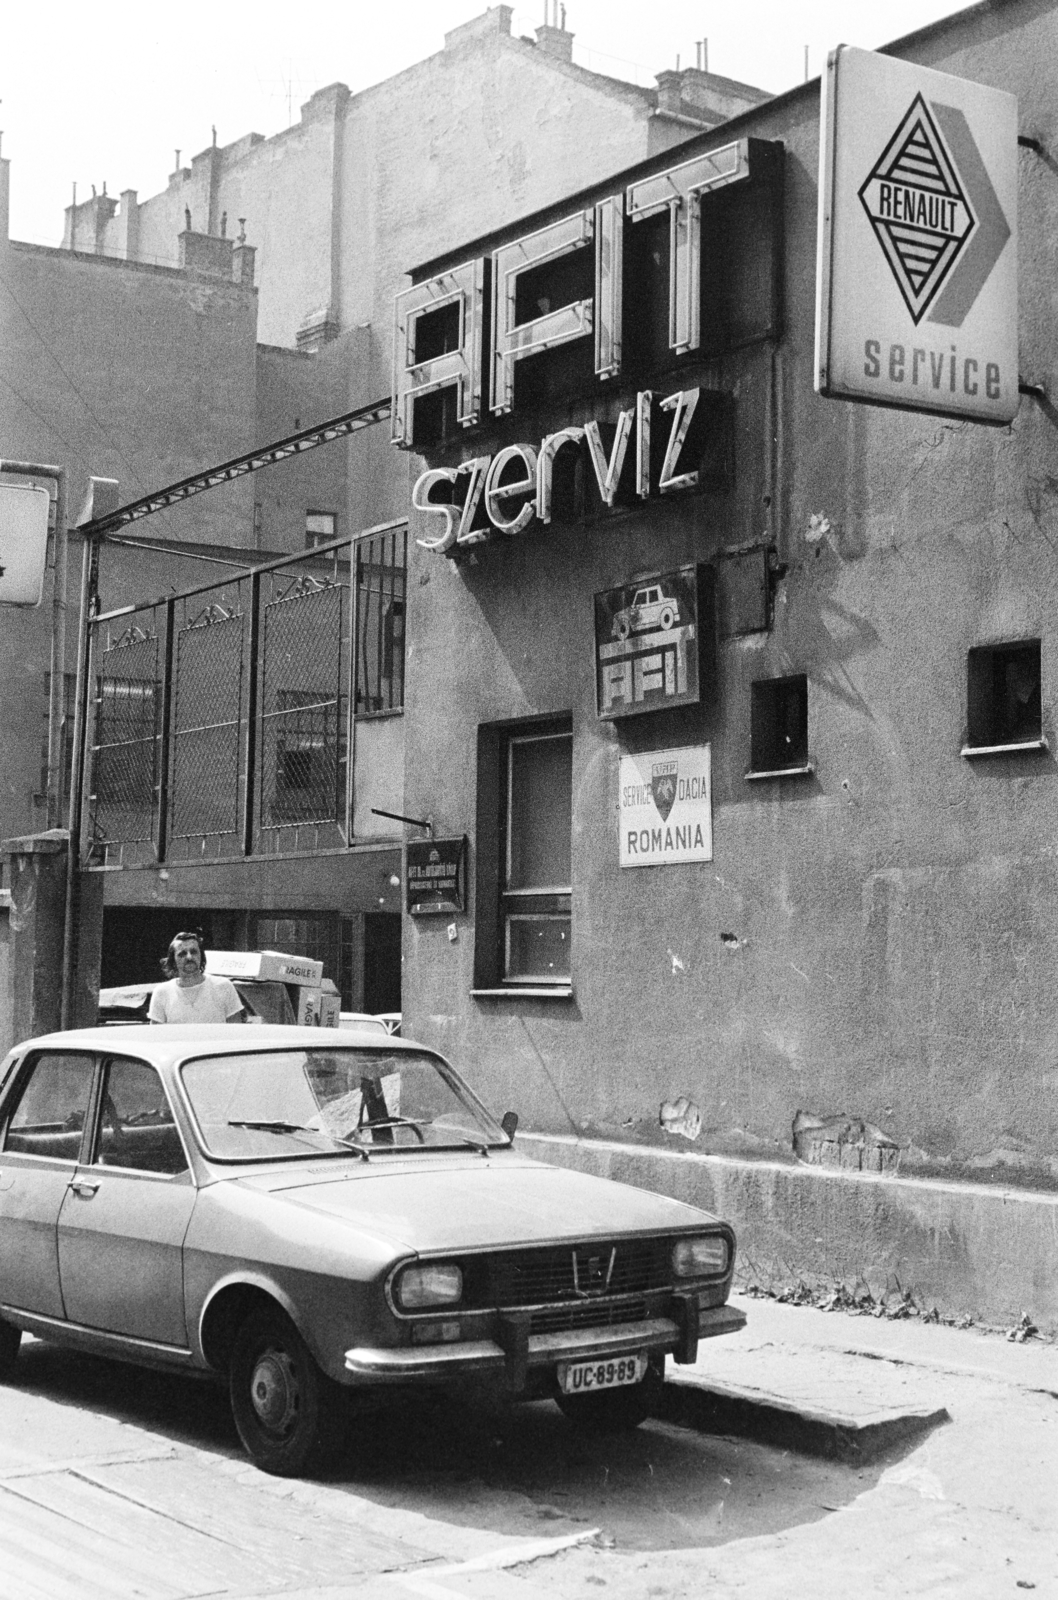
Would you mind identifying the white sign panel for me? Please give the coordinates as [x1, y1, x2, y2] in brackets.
[815, 46, 1017, 424]
[0, 483, 50, 606]
[619, 745, 712, 868]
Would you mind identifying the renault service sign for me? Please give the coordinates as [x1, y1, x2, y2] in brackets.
[0, 482, 51, 606]
[815, 46, 1017, 424]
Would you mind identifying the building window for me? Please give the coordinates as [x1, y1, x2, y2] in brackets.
[748, 674, 810, 778]
[475, 718, 573, 991]
[355, 525, 407, 714]
[93, 675, 159, 806]
[269, 689, 340, 823]
[305, 511, 337, 548]
[965, 640, 1043, 753]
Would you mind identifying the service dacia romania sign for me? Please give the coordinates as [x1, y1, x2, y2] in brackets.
[619, 746, 712, 869]
[815, 46, 1017, 424]
[0, 482, 51, 606]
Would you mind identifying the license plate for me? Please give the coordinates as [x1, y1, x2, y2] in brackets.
[557, 1353, 646, 1395]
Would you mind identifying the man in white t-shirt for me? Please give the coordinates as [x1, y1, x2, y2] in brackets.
[148, 931, 244, 1025]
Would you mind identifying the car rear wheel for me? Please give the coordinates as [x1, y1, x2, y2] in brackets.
[229, 1306, 347, 1477]
[0, 1318, 21, 1377]
[554, 1354, 663, 1433]
[658, 605, 675, 630]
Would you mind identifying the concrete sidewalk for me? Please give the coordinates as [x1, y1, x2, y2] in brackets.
[661, 1291, 1058, 1459]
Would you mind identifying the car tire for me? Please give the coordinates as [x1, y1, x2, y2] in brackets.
[614, 615, 632, 641]
[658, 606, 675, 630]
[0, 1318, 21, 1377]
[554, 1354, 663, 1434]
[229, 1306, 347, 1477]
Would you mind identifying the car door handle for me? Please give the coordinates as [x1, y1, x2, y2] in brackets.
[68, 1179, 100, 1197]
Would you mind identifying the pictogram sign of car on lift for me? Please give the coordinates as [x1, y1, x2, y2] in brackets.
[611, 585, 681, 641]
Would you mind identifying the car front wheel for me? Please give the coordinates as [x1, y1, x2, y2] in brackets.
[229, 1306, 347, 1477]
[0, 1318, 21, 1377]
[554, 1354, 663, 1433]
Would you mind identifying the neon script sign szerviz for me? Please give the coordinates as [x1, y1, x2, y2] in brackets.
[412, 387, 706, 555]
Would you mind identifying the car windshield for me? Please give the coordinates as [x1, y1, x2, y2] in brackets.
[180, 1047, 507, 1160]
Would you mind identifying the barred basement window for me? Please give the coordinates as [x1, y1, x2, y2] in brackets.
[964, 640, 1044, 756]
[747, 674, 811, 780]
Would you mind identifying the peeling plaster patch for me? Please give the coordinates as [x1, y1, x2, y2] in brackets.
[660, 1096, 702, 1140]
[720, 931, 745, 950]
[966, 1145, 1035, 1170]
[805, 511, 831, 543]
[668, 948, 687, 975]
[793, 1110, 900, 1173]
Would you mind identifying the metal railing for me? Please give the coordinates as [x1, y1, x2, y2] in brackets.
[86, 522, 406, 866]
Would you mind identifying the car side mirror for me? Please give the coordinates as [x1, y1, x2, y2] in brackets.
[500, 1110, 518, 1142]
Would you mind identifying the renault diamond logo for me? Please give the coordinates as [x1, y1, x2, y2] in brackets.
[858, 93, 975, 325]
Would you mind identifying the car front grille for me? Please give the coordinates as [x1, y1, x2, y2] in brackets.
[460, 1238, 673, 1312]
[528, 1296, 652, 1335]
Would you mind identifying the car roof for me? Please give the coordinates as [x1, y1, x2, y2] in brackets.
[7, 1023, 421, 1064]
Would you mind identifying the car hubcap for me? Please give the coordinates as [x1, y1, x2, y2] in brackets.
[250, 1347, 299, 1436]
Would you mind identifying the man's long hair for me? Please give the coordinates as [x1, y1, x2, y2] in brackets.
[161, 929, 207, 979]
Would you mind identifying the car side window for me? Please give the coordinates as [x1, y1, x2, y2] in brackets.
[94, 1057, 189, 1176]
[2, 1053, 96, 1161]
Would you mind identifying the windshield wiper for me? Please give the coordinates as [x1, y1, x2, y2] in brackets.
[227, 1120, 369, 1159]
[358, 1116, 492, 1156]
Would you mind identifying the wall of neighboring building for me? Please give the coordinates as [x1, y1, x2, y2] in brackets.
[252, 336, 356, 552]
[397, 0, 1058, 1325]
[0, 155, 260, 856]
[57, 9, 769, 550]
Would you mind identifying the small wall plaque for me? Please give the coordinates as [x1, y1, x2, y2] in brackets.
[407, 836, 467, 915]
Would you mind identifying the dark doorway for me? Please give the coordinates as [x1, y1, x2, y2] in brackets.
[363, 912, 402, 1014]
[100, 907, 228, 988]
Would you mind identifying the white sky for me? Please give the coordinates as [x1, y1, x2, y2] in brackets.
[2, 0, 968, 247]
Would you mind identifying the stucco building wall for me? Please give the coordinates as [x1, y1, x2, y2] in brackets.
[397, 0, 1058, 1320]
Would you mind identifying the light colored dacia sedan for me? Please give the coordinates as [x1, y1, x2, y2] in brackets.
[0, 1024, 744, 1476]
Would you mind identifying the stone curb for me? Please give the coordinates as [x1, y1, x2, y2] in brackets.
[657, 1367, 950, 1463]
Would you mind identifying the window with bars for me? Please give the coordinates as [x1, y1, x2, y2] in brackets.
[355, 526, 406, 715]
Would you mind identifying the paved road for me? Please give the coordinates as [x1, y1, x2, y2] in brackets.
[1, 1298, 1055, 1599]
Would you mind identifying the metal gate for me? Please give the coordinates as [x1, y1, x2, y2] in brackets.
[85, 523, 406, 866]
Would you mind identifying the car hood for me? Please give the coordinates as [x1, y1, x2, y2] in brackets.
[234, 1155, 720, 1255]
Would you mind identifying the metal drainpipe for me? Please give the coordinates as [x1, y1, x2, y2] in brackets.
[0, 461, 68, 826]
[60, 528, 98, 1029]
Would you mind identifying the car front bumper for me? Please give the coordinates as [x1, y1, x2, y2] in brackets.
[344, 1303, 746, 1384]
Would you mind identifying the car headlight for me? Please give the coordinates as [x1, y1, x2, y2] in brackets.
[393, 1262, 463, 1310]
[671, 1235, 729, 1277]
